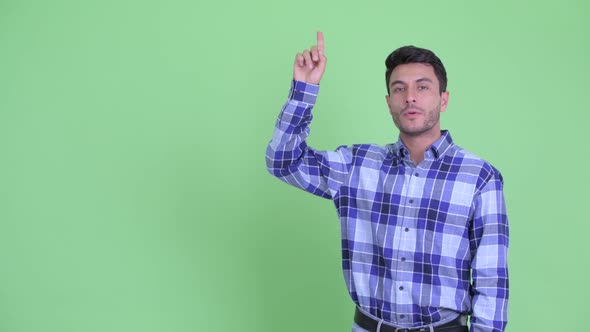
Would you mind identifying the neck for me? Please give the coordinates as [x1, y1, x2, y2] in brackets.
[400, 130, 442, 165]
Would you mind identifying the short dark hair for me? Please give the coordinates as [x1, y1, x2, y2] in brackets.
[385, 46, 447, 94]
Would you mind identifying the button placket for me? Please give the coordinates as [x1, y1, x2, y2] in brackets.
[395, 166, 425, 321]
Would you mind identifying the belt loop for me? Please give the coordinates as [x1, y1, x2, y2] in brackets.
[376, 319, 383, 332]
[429, 325, 434, 332]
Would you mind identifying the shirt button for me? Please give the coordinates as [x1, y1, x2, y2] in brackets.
[401, 257, 406, 262]
[409, 199, 414, 204]
[404, 227, 409, 232]
[399, 286, 404, 291]
[400, 315, 405, 319]
[414, 173, 419, 177]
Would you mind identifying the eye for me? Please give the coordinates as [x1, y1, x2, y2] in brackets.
[418, 85, 429, 90]
[392, 87, 405, 93]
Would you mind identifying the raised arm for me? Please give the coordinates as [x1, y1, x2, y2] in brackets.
[266, 32, 351, 199]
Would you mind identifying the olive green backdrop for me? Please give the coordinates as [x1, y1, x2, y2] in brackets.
[1, 0, 588, 331]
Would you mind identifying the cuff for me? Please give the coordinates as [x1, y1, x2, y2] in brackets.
[288, 80, 320, 104]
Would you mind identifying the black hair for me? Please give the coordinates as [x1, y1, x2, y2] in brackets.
[385, 46, 447, 94]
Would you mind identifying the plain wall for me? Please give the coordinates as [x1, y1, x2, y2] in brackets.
[1, 0, 588, 331]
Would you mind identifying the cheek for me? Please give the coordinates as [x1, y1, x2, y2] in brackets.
[388, 105, 396, 116]
[389, 104, 403, 115]
[387, 97, 401, 111]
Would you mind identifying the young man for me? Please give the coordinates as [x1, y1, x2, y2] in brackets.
[265, 32, 509, 332]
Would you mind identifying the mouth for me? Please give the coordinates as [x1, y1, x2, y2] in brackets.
[402, 108, 423, 117]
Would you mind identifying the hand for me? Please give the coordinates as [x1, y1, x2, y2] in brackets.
[293, 31, 327, 85]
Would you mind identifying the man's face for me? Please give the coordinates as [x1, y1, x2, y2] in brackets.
[385, 63, 449, 138]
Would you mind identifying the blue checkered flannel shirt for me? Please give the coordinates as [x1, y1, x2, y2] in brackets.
[266, 80, 509, 332]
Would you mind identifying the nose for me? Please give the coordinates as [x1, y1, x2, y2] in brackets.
[405, 91, 416, 104]
[405, 94, 416, 104]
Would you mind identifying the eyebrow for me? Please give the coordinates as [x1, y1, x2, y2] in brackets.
[390, 77, 434, 87]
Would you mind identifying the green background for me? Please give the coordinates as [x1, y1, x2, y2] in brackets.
[1, 0, 588, 331]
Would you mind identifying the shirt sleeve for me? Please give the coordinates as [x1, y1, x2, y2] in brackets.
[265, 80, 352, 199]
[469, 170, 509, 332]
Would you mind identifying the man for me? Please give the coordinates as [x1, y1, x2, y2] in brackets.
[265, 32, 509, 332]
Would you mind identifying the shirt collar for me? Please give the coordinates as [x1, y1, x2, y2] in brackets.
[390, 130, 454, 161]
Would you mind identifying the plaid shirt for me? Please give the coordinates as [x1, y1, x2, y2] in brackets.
[266, 80, 509, 332]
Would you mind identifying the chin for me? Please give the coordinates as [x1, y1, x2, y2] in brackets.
[401, 127, 431, 136]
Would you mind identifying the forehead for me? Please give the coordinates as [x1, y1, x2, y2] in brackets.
[390, 63, 438, 85]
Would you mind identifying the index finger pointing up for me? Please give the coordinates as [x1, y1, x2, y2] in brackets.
[317, 31, 325, 55]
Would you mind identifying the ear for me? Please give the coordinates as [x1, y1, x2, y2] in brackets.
[440, 91, 450, 112]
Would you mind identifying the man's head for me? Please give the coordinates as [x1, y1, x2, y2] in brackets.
[384, 46, 449, 138]
[385, 46, 447, 95]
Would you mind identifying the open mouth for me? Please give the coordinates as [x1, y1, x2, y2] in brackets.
[404, 110, 422, 117]
[403, 106, 423, 117]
